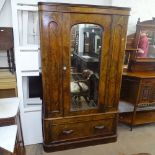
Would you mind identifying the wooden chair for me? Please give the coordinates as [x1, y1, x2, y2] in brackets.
[71, 69, 96, 108]
[0, 27, 15, 73]
[0, 98, 25, 155]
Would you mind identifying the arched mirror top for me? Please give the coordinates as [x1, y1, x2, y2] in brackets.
[70, 23, 103, 56]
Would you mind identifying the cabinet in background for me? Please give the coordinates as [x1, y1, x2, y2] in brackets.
[120, 18, 155, 130]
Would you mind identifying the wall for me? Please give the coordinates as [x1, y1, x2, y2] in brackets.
[0, 0, 12, 67]
[0, 0, 112, 68]
[112, 0, 155, 34]
[0, 0, 12, 27]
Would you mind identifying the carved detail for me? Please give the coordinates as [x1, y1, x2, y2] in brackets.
[48, 21, 61, 113]
[139, 85, 151, 103]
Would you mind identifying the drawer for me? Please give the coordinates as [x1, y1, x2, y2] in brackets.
[50, 121, 91, 142]
[141, 79, 155, 85]
[48, 118, 115, 142]
[91, 119, 114, 136]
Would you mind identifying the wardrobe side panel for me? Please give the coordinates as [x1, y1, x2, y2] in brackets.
[105, 15, 129, 109]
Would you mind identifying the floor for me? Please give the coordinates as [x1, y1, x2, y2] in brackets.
[26, 123, 155, 155]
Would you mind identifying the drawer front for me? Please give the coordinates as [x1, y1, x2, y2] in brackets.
[91, 119, 114, 136]
[141, 79, 155, 85]
[50, 121, 91, 142]
[48, 118, 115, 142]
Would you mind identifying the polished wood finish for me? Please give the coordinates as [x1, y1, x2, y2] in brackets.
[39, 2, 130, 151]
[120, 110, 155, 126]
[121, 72, 155, 105]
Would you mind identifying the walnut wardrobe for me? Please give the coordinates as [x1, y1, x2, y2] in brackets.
[38, 3, 130, 152]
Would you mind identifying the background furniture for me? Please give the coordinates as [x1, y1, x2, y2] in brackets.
[119, 18, 155, 130]
[73, 53, 99, 73]
[0, 27, 15, 73]
[83, 26, 102, 54]
[120, 72, 155, 130]
[0, 98, 25, 155]
[39, 2, 130, 152]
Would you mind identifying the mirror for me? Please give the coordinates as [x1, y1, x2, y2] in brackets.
[135, 18, 155, 60]
[137, 30, 155, 58]
[70, 24, 103, 111]
[71, 24, 103, 55]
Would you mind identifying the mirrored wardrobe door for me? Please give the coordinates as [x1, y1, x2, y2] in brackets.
[70, 24, 103, 111]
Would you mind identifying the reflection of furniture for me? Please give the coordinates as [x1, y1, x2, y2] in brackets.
[39, 2, 130, 152]
[123, 33, 138, 68]
[71, 26, 79, 53]
[0, 27, 15, 73]
[83, 26, 102, 54]
[73, 53, 99, 73]
[0, 70, 17, 98]
[71, 69, 95, 108]
[0, 98, 25, 154]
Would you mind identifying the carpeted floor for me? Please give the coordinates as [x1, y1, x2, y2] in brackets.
[26, 123, 155, 155]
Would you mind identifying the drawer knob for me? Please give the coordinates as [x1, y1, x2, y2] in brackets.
[62, 129, 74, 135]
[94, 125, 105, 130]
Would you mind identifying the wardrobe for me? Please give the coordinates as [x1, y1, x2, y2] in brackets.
[39, 2, 130, 152]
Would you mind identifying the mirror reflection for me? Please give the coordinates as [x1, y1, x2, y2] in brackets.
[137, 30, 155, 58]
[70, 24, 103, 111]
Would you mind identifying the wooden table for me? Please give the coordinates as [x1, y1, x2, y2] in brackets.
[0, 98, 25, 155]
[0, 27, 15, 73]
[119, 71, 155, 130]
[0, 125, 17, 154]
